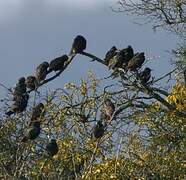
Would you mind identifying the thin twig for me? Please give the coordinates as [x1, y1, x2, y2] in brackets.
[83, 140, 99, 179]
[152, 68, 178, 84]
[0, 83, 12, 92]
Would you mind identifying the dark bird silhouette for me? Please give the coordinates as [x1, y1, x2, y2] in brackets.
[127, 52, 145, 71]
[12, 77, 26, 99]
[48, 55, 69, 73]
[21, 122, 41, 142]
[121, 45, 134, 68]
[108, 50, 125, 70]
[35, 62, 49, 83]
[138, 67, 152, 85]
[25, 76, 38, 91]
[46, 139, 59, 156]
[93, 121, 105, 139]
[70, 35, 87, 55]
[29, 103, 45, 125]
[108, 46, 134, 70]
[103, 98, 115, 118]
[104, 46, 117, 65]
[6, 94, 29, 116]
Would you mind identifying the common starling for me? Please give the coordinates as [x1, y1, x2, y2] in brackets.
[29, 103, 45, 125]
[48, 55, 69, 73]
[108, 50, 125, 69]
[25, 76, 38, 91]
[103, 98, 115, 118]
[93, 121, 105, 139]
[104, 46, 117, 65]
[6, 94, 29, 116]
[21, 122, 41, 142]
[46, 139, 59, 156]
[70, 35, 87, 54]
[35, 62, 49, 83]
[138, 67, 151, 85]
[127, 52, 145, 71]
[121, 45, 134, 68]
[12, 77, 26, 98]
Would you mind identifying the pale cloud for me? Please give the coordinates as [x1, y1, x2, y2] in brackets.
[0, 0, 23, 20]
[0, 0, 115, 20]
[42, 0, 114, 9]
[0, 0, 22, 6]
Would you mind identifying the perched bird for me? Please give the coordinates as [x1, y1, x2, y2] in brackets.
[21, 122, 41, 142]
[35, 62, 49, 83]
[138, 67, 152, 85]
[29, 103, 45, 125]
[103, 98, 115, 118]
[12, 77, 26, 98]
[108, 50, 125, 69]
[108, 46, 134, 70]
[93, 121, 105, 139]
[46, 139, 59, 156]
[48, 55, 69, 73]
[25, 76, 38, 91]
[104, 46, 117, 65]
[127, 52, 145, 71]
[120, 45, 134, 68]
[70, 35, 87, 55]
[6, 94, 29, 116]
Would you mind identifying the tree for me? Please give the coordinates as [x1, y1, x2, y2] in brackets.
[117, 0, 186, 37]
[0, 35, 185, 179]
[117, 0, 186, 72]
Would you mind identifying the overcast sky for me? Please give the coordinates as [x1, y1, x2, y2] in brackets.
[0, 0, 179, 96]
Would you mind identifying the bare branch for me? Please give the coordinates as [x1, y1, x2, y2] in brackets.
[80, 52, 107, 66]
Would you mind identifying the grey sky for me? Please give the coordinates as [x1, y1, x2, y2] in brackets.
[0, 0, 178, 94]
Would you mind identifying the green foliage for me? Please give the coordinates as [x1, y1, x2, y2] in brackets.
[0, 69, 185, 179]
